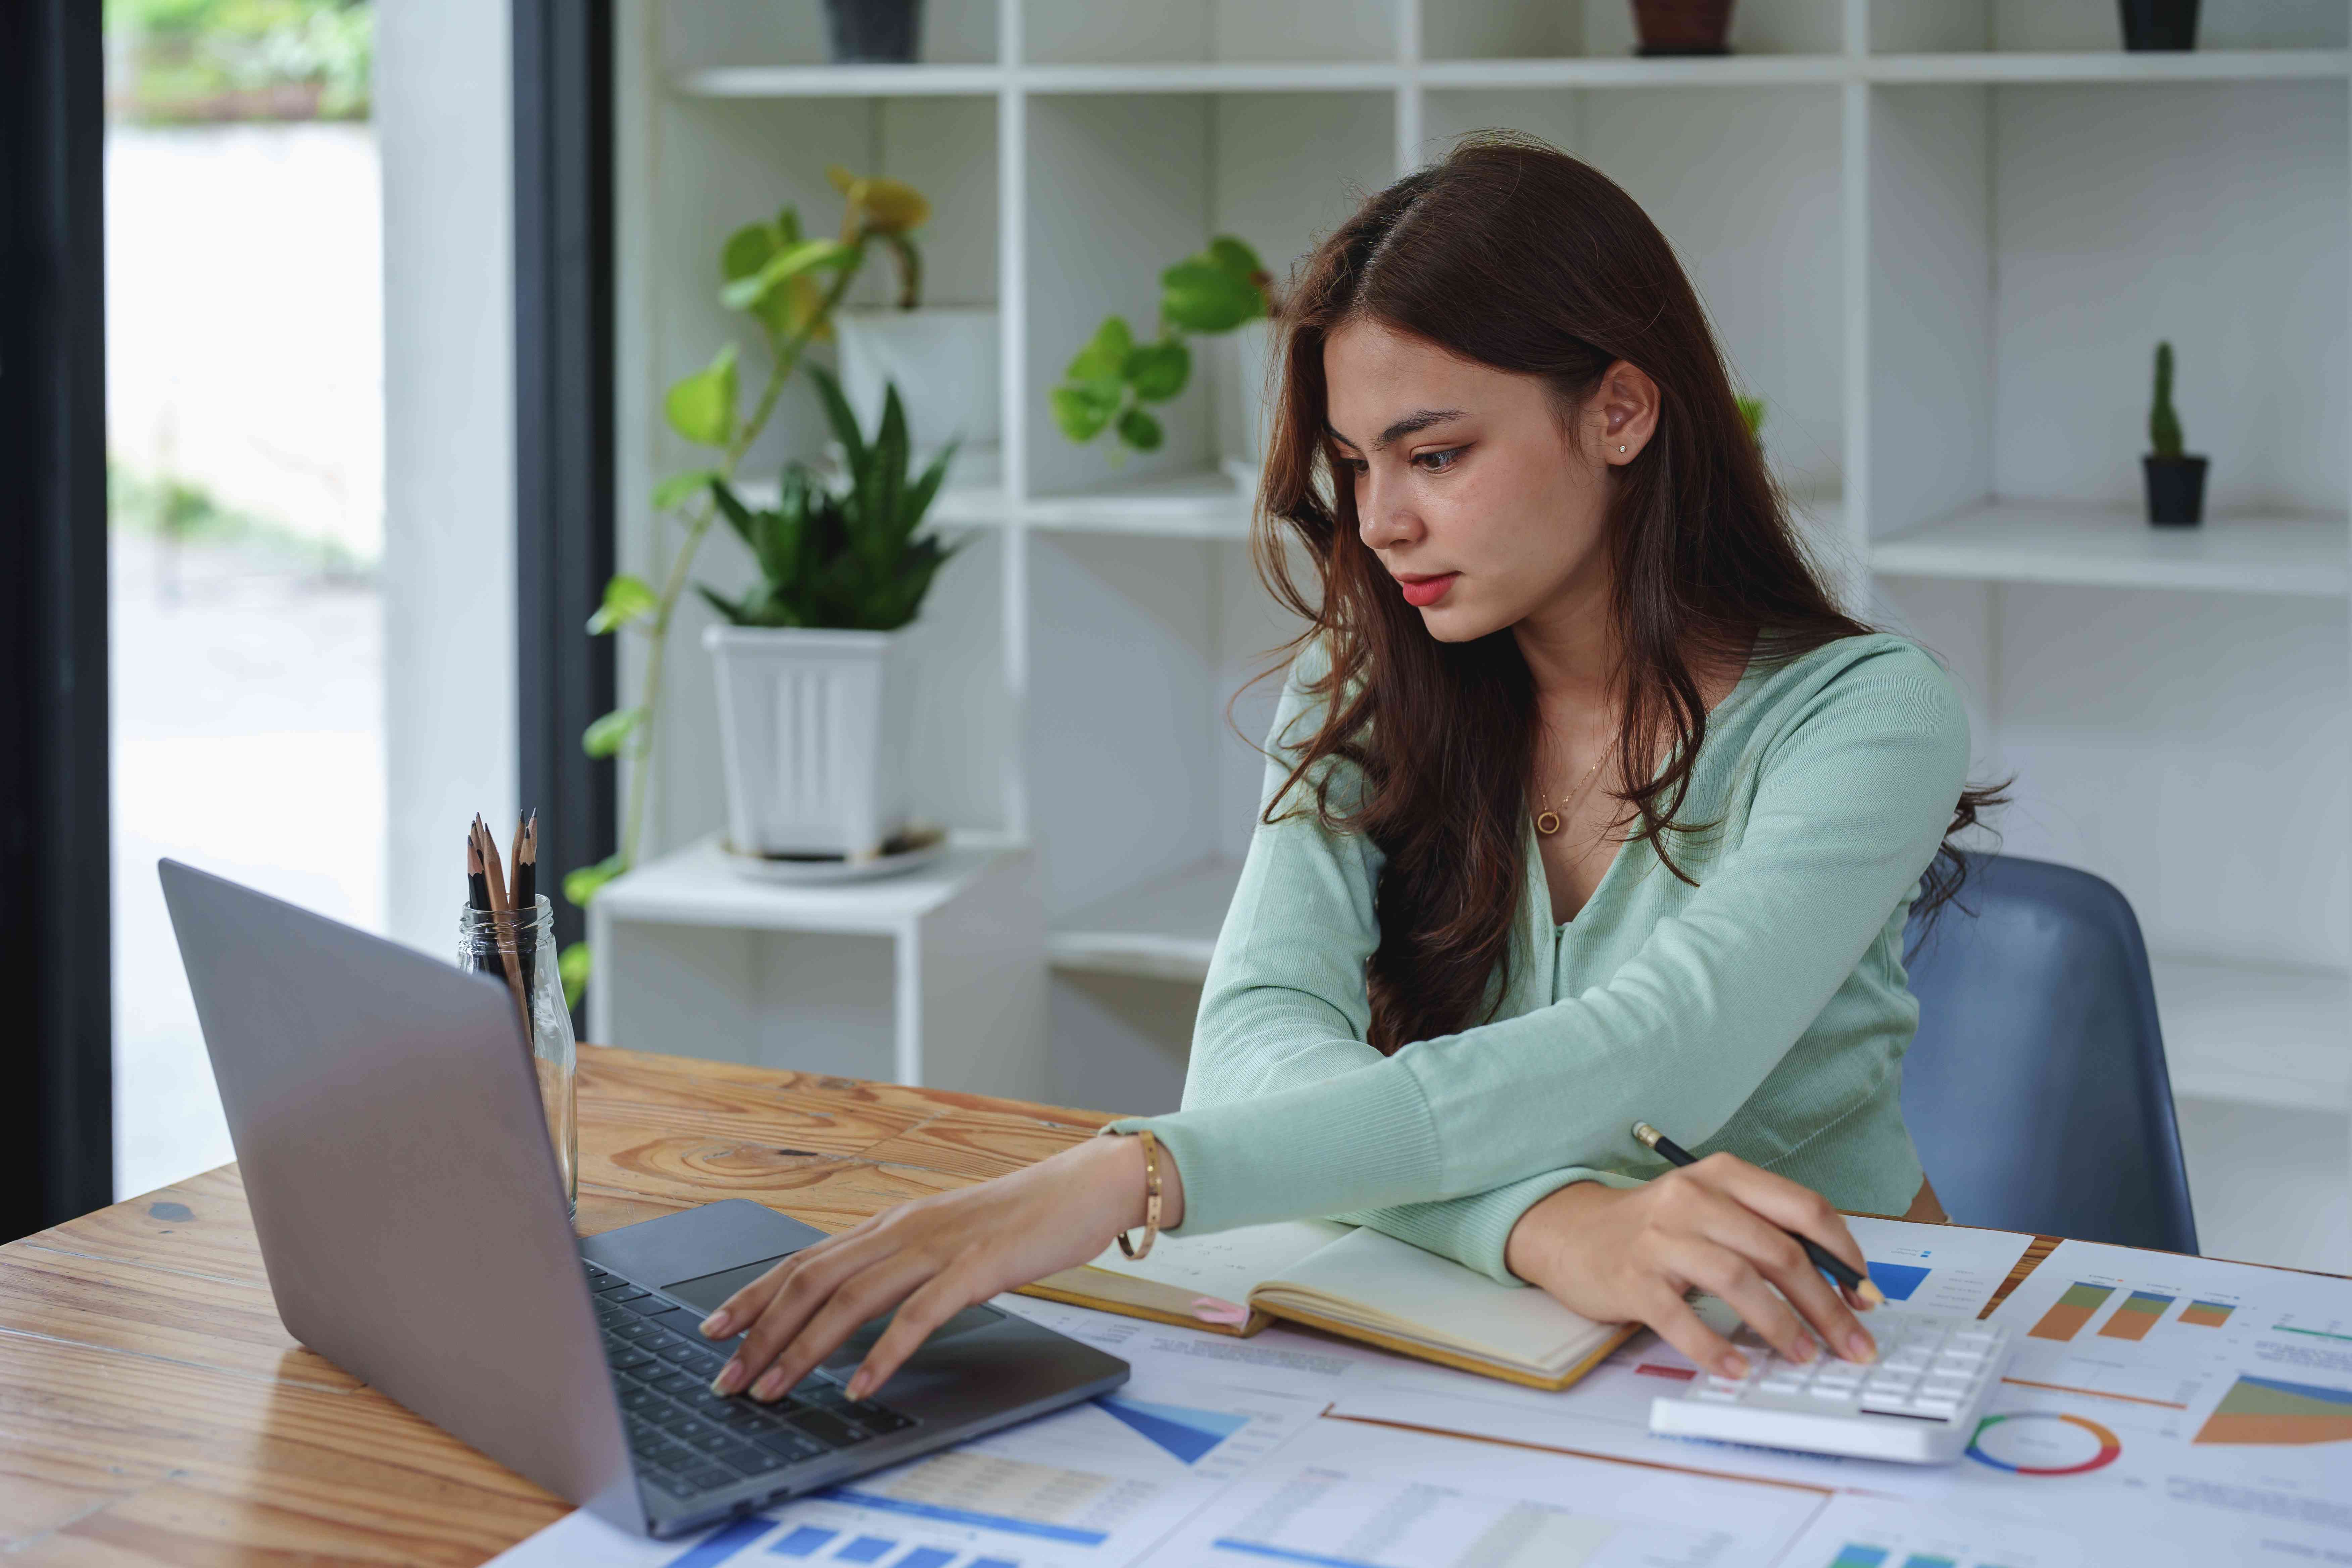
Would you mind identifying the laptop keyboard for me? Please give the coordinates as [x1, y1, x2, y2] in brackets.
[585, 1260, 918, 1502]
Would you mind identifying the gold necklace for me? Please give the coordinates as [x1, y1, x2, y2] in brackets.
[1534, 731, 1621, 837]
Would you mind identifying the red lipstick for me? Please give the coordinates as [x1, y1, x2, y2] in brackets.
[1396, 572, 1459, 608]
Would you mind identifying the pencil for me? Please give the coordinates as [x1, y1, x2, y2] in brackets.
[475, 816, 533, 1043]
[513, 811, 537, 995]
[1632, 1121, 1886, 1309]
[464, 828, 502, 983]
[465, 831, 491, 915]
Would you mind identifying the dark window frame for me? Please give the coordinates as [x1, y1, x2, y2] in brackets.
[512, 0, 618, 984]
[0, 0, 113, 1238]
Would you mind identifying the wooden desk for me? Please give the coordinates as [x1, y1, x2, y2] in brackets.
[0, 1045, 2054, 1565]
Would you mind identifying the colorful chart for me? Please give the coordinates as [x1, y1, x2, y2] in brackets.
[1865, 1261, 1930, 1303]
[2095, 1290, 2174, 1341]
[2179, 1300, 2234, 1328]
[2193, 1374, 2352, 1446]
[2027, 1282, 2115, 1342]
[1965, 1411, 2123, 1475]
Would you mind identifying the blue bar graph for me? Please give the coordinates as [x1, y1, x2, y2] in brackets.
[1899, 1555, 1955, 1568]
[1828, 1548, 1889, 1568]
[834, 1539, 896, 1564]
[767, 1526, 837, 1559]
[971, 1560, 1020, 1568]
[895, 1551, 956, 1568]
[665, 1517, 775, 1568]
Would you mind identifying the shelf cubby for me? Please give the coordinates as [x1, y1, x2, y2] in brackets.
[617, 0, 2352, 1145]
[1867, 0, 2347, 56]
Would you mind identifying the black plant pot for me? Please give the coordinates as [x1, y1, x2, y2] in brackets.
[2143, 455, 2208, 527]
[822, 0, 924, 64]
[2119, 0, 2199, 51]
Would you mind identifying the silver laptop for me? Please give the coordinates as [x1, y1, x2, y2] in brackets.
[158, 858, 1128, 1539]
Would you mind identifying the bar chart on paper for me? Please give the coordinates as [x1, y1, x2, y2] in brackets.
[1137, 1416, 1820, 1568]
[1779, 1494, 2088, 1568]
[482, 1377, 1326, 1568]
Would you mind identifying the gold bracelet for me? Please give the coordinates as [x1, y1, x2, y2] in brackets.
[1101, 1126, 1162, 1260]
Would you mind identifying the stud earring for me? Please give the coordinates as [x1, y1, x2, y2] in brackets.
[1618, 445, 1626, 453]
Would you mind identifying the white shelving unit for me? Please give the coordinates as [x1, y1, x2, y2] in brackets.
[589, 835, 1048, 1094]
[608, 0, 2352, 1203]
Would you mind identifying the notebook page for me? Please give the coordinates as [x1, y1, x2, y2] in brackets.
[1086, 1217, 1355, 1306]
[1260, 1226, 1611, 1368]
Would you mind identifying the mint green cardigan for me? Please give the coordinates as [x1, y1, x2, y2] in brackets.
[1109, 630, 1972, 1285]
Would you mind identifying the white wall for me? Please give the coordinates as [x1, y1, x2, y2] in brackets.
[377, 0, 517, 954]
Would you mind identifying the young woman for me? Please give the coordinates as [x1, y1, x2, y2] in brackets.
[693, 133, 1998, 1407]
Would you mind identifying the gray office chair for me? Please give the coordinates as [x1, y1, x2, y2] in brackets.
[1899, 851, 2199, 1255]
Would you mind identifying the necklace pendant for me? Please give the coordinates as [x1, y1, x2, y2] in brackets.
[1534, 809, 1562, 836]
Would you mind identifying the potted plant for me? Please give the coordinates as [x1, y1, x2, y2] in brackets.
[2119, 0, 2199, 51]
[821, 0, 922, 62]
[2143, 341, 2207, 527]
[1631, 0, 1735, 56]
[558, 170, 940, 1004]
[821, 165, 1000, 488]
[1051, 235, 1282, 471]
[699, 362, 961, 861]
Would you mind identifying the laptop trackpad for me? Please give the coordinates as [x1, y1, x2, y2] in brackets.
[663, 1255, 1004, 1369]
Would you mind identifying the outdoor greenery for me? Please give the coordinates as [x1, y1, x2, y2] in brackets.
[699, 366, 960, 633]
[105, 0, 373, 122]
[1050, 236, 1278, 458]
[559, 168, 937, 1010]
[2149, 341, 2185, 458]
[107, 456, 369, 577]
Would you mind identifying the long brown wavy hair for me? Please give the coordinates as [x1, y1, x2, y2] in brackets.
[1246, 132, 2007, 1056]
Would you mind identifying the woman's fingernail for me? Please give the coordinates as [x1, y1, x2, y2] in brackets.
[750, 1368, 787, 1402]
[846, 1372, 871, 1401]
[1717, 1351, 1749, 1379]
[711, 1360, 745, 1396]
[699, 1310, 732, 1338]
[1790, 1337, 1817, 1363]
[1846, 1331, 1876, 1363]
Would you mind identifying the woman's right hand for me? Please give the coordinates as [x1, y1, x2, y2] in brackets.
[1503, 1154, 1877, 1379]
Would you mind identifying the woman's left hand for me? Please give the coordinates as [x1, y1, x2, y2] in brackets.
[697, 1131, 1182, 1403]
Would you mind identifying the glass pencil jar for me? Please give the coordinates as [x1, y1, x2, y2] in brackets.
[458, 895, 578, 1221]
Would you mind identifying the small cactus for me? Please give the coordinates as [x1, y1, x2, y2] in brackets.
[2149, 341, 2185, 459]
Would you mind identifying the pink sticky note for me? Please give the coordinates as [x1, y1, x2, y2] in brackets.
[1190, 1295, 1251, 1326]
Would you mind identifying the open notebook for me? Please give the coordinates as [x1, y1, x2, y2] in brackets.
[1017, 1218, 1639, 1391]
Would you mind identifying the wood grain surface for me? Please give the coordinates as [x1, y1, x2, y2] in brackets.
[0, 1043, 2064, 1564]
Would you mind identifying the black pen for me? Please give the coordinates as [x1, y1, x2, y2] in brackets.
[1633, 1121, 1886, 1309]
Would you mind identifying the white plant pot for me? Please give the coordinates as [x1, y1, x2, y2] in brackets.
[1218, 315, 1279, 476]
[832, 306, 1000, 488]
[703, 623, 915, 859]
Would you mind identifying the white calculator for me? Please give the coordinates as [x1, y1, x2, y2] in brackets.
[1648, 1313, 2014, 1463]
